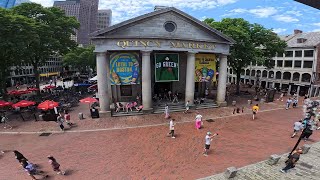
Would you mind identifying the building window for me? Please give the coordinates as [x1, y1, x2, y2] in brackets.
[304, 50, 314, 57]
[277, 53, 283, 57]
[164, 21, 176, 32]
[251, 70, 255, 76]
[285, 51, 293, 57]
[245, 69, 250, 75]
[284, 61, 292, 67]
[295, 51, 302, 57]
[294, 61, 301, 68]
[262, 70, 267, 77]
[277, 60, 283, 67]
[303, 61, 313, 68]
[276, 71, 281, 79]
[293, 73, 300, 81]
[301, 73, 311, 82]
[120, 85, 132, 96]
[268, 71, 274, 78]
[283, 72, 291, 80]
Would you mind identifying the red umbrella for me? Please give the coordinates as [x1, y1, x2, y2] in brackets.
[27, 88, 39, 92]
[12, 100, 36, 108]
[79, 97, 98, 103]
[7, 90, 22, 95]
[37, 100, 59, 110]
[44, 85, 56, 89]
[0, 100, 13, 108]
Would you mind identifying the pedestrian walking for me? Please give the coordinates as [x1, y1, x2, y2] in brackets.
[56, 113, 65, 131]
[280, 148, 303, 173]
[13, 150, 28, 163]
[184, 100, 190, 114]
[301, 123, 313, 141]
[1, 115, 12, 129]
[291, 120, 304, 138]
[21, 160, 48, 180]
[203, 132, 218, 156]
[278, 92, 284, 101]
[64, 111, 74, 127]
[252, 104, 259, 120]
[195, 112, 203, 130]
[47, 155, 65, 175]
[172, 93, 179, 103]
[164, 104, 170, 119]
[292, 98, 298, 108]
[286, 98, 292, 110]
[167, 119, 176, 138]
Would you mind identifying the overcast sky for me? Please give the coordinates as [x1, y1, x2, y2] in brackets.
[30, 0, 320, 35]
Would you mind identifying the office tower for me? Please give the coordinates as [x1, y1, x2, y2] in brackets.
[97, 9, 112, 30]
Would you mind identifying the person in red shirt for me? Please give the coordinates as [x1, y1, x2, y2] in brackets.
[64, 111, 74, 127]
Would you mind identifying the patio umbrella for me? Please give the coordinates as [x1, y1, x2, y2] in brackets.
[7, 90, 22, 96]
[80, 97, 98, 109]
[0, 100, 13, 108]
[44, 85, 56, 89]
[12, 100, 36, 108]
[37, 100, 59, 111]
[27, 88, 39, 92]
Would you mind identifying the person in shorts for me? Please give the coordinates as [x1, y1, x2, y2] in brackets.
[48, 155, 65, 175]
[203, 132, 218, 156]
[252, 104, 259, 120]
[167, 119, 176, 138]
[291, 120, 303, 138]
[64, 111, 74, 128]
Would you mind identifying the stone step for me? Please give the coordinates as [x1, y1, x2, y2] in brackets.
[111, 111, 143, 117]
[196, 104, 219, 110]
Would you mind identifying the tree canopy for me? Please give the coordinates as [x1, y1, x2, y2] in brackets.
[11, 3, 80, 91]
[63, 45, 95, 73]
[204, 18, 287, 94]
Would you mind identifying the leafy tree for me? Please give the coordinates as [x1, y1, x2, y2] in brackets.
[12, 3, 80, 92]
[204, 18, 287, 94]
[63, 45, 95, 73]
[0, 8, 38, 96]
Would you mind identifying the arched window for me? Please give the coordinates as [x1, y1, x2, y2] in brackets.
[268, 71, 274, 79]
[251, 70, 256, 76]
[293, 73, 300, 81]
[246, 69, 250, 75]
[283, 72, 291, 80]
[262, 70, 267, 77]
[302, 73, 311, 82]
[276, 71, 281, 79]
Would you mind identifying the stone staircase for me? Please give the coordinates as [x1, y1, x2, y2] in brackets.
[111, 110, 143, 117]
[196, 100, 219, 110]
[153, 102, 186, 114]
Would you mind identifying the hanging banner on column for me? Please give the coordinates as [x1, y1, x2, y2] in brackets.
[110, 52, 140, 85]
[155, 53, 179, 82]
[195, 54, 217, 82]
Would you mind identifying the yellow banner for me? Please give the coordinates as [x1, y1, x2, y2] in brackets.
[195, 54, 216, 82]
[39, 72, 59, 77]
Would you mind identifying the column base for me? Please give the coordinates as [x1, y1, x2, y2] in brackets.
[99, 111, 112, 118]
[217, 101, 227, 107]
[143, 108, 153, 114]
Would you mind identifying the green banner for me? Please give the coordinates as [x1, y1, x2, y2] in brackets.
[155, 53, 179, 82]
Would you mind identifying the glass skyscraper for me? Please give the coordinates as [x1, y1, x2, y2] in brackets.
[0, 0, 30, 9]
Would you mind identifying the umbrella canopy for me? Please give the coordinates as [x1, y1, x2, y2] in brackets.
[37, 100, 59, 110]
[27, 88, 39, 92]
[44, 85, 56, 89]
[0, 100, 13, 108]
[12, 100, 36, 108]
[79, 97, 98, 103]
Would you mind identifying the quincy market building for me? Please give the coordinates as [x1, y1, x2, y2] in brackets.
[91, 7, 234, 116]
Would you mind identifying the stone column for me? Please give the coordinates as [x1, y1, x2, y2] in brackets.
[185, 51, 196, 105]
[217, 55, 228, 106]
[96, 52, 111, 116]
[141, 50, 153, 112]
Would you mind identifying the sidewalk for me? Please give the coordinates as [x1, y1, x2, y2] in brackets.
[201, 141, 320, 180]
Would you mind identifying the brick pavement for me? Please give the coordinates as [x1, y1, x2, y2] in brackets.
[0, 104, 319, 179]
[200, 141, 320, 180]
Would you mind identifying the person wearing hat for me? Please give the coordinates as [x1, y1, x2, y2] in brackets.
[203, 132, 218, 156]
[280, 148, 303, 173]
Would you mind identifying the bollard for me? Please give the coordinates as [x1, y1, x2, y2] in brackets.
[224, 167, 237, 179]
[232, 101, 236, 106]
[267, 154, 281, 165]
[302, 144, 311, 154]
[78, 113, 84, 120]
[248, 100, 252, 105]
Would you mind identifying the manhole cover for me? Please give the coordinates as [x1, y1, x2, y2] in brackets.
[206, 119, 215, 123]
[39, 133, 52, 137]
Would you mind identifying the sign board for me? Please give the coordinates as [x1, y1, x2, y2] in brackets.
[155, 53, 179, 82]
[109, 52, 140, 85]
[195, 54, 217, 82]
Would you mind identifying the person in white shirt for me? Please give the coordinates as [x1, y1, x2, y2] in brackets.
[168, 119, 176, 138]
[291, 120, 304, 138]
[164, 104, 170, 119]
[286, 98, 292, 110]
[195, 112, 203, 129]
[184, 100, 190, 114]
[203, 132, 218, 156]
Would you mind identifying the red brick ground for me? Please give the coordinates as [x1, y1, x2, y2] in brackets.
[0, 101, 318, 179]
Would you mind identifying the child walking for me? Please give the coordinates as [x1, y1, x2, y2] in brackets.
[48, 155, 65, 175]
[203, 132, 218, 156]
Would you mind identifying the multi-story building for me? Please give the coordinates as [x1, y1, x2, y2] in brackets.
[294, 0, 320, 10]
[7, 57, 63, 87]
[0, 0, 30, 9]
[54, 0, 98, 46]
[228, 30, 320, 96]
[97, 9, 112, 30]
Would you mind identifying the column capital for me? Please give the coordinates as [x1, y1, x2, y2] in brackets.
[141, 50, 152, 56]
[187, 51, 198, 55]
[95, 51, 107, 56]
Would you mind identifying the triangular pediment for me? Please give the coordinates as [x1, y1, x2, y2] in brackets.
[91, 7, 234, 44]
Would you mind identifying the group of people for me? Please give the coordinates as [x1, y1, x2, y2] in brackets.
[153, 90, 179, 103]
[10, 150, 65, 179]
[115, 101, 143, 113]
[56, 111, 74, 131]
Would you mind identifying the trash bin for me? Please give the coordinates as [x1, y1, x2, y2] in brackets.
[78, 113, 84, 120]
[39, 114, 44, 121]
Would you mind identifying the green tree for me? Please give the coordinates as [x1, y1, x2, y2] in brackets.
[204, 18, 287, 94]
[12, 3, 79, 92]
[63, 45, 96, 73]
[0, 8, 38, 96]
